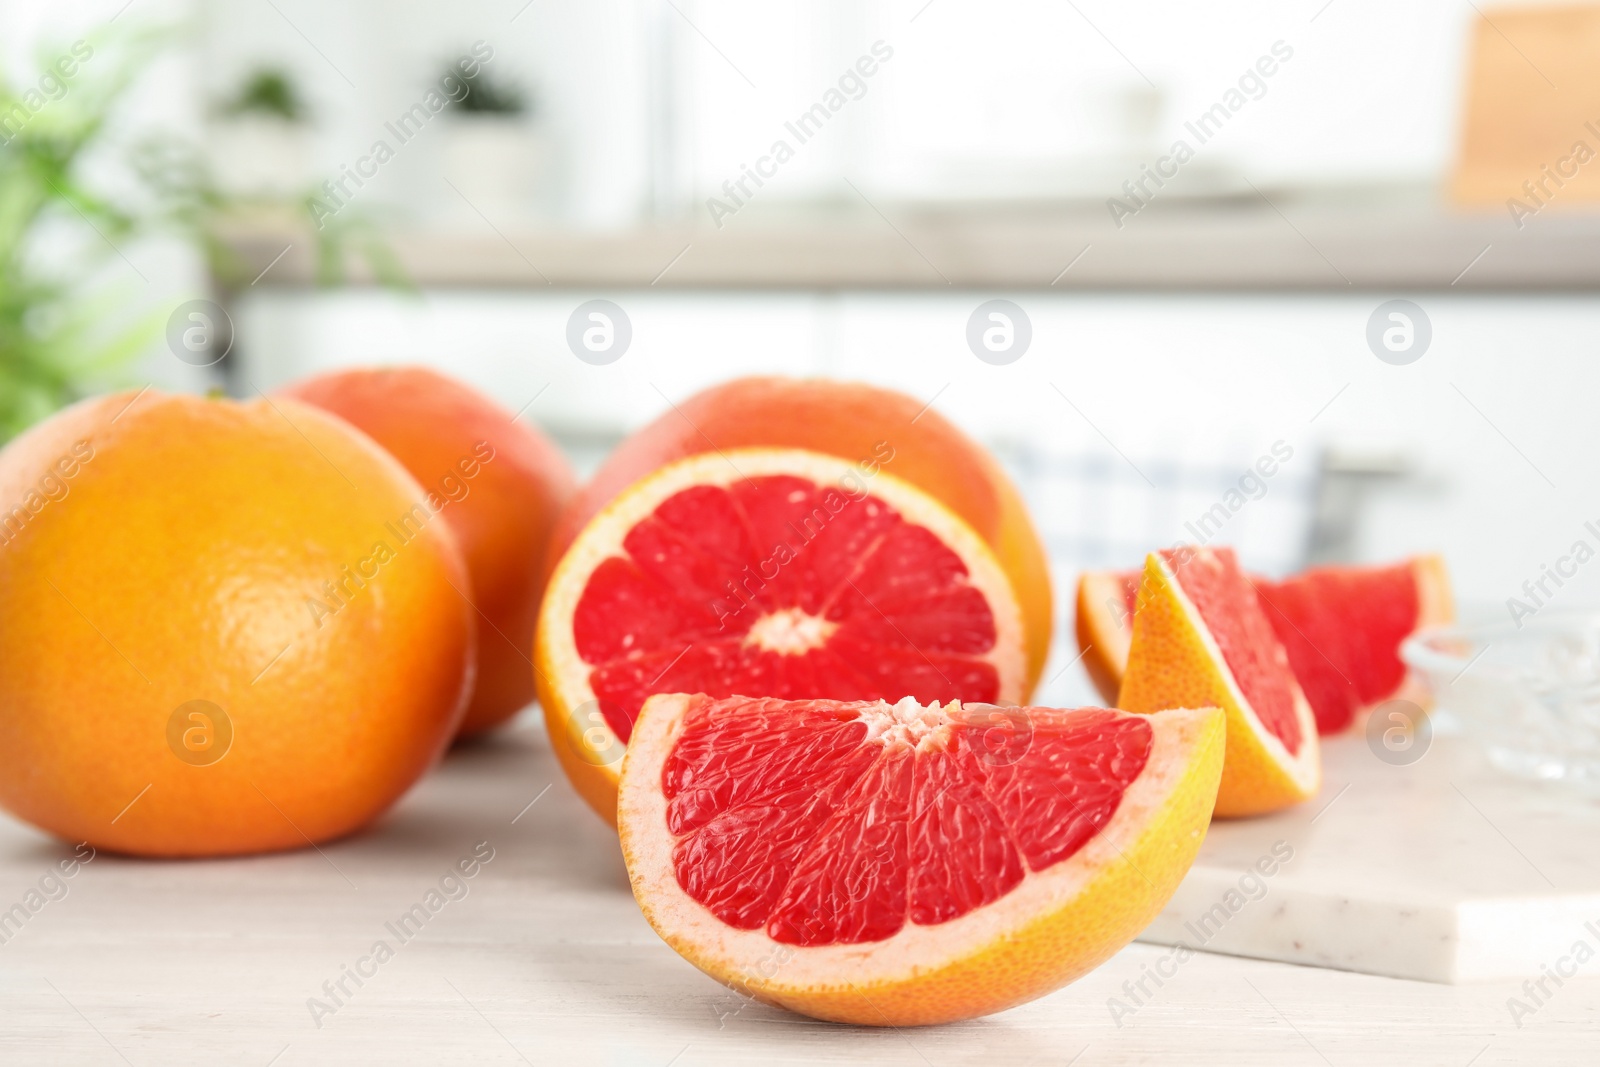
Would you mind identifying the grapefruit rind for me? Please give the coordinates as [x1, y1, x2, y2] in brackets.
[618, 694, 1224, 1026]
[1382, 554, 1456, 712]
[1118, 552, 1320, 817]
[535, 448, 1029, 825]
[1414, 554, 1455, 624]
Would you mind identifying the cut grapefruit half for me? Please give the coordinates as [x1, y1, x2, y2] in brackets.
[1078, 555, 1453, 735]
[543, 377, 1055, 694]
[1117, 547, 1319, 817]
[618, 692, 1223, 1026]
[535, 448, 1028, 824]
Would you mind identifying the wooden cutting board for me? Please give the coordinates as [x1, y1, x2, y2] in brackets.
[1453, 4, 1600, 209]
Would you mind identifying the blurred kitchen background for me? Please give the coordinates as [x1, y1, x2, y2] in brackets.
[5, 0, 1598, 707]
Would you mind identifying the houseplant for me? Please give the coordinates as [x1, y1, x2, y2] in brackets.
[0, 27, 169, 442]
[209, 67, 315, 197]
[0, 25, 405, 444]
[440, 61, 548, 224]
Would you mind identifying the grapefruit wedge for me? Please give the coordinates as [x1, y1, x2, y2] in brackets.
[618, 693, 1224, 1026]
[535, 448, 1028, 823]
[1118, 547, 1320, 817]
[1254, 556, 1453, 733]
[1078, 555, 1453, 734]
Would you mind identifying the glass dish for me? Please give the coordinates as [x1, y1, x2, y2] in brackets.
[1402, 613, 1600, 790]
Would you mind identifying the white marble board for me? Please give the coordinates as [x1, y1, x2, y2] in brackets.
[1141, 730, 1600, 983]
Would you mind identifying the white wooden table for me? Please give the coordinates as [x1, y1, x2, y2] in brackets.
[2, 715, 1593, 1065]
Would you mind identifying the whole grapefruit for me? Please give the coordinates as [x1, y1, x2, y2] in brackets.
[546, 377, 1052, 691]
[283, 366, 576, 736]
[0, 390, 476, 856]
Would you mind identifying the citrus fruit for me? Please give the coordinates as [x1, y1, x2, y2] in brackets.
[546, 376, 1053, 692]
[1254, 556, 1453, 733]
[0, 390, 475, 856]
[283, 366, 576, 736]
[536, 448, 1028, 823]
[1077, 555, 1452, 734]
[1117, 547, 1319, 817]
[618, 692, 1223, 1025]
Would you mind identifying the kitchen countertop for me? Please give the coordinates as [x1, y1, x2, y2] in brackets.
[2, 715, 1594, 1065]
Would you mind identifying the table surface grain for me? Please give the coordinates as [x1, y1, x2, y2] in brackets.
[1, 715, 1594, 1066]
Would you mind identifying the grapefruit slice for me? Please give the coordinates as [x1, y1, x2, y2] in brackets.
[1254, 556, 1453, 733]
[535, 448, 1028, 823]
[1117, 547, 1319, 817]
[1077, 555, 1453, 735]
[619, 692, 1223, 1025]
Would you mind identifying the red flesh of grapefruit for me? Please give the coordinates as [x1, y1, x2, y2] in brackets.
[1254, 557, 1453, 732]
[574, 475, 1003, 744]
[666, 699, 1153, 945]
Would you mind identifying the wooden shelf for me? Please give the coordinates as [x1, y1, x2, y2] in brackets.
[225, 200, 1600, 292]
